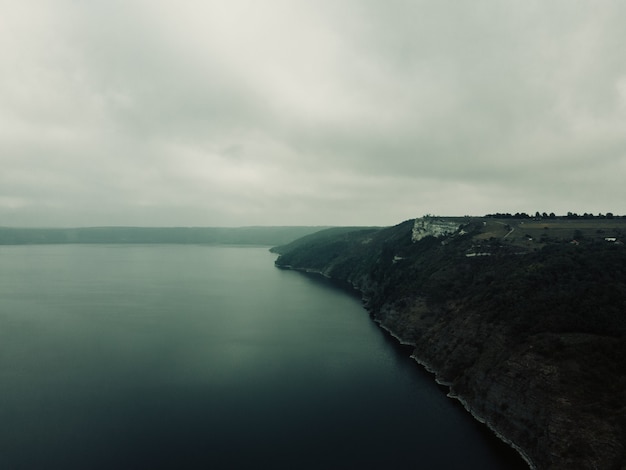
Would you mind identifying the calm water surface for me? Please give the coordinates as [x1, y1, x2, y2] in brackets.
[0, 245, 526, 469]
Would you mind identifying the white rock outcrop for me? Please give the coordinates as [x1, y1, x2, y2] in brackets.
[412, 218, 461, 242]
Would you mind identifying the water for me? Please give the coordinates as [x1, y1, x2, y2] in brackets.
[0, 245, 526, 469]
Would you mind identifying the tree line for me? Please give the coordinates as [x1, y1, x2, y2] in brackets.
[486, 212, 622, 219]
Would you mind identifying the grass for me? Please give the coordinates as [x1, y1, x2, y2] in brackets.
[441, 216, 626, 251]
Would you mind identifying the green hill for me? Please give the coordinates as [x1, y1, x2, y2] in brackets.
[273, 216, 626, 470]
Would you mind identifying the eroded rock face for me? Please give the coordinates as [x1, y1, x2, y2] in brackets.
[412, 218, 462, 242]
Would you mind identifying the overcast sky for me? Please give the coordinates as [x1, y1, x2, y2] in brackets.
[2, 1, 625, 227]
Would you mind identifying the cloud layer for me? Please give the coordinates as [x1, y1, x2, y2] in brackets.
[2, 0, 625, 226]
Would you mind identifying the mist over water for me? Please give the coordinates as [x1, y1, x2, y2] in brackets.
[0, 245, 525, 469]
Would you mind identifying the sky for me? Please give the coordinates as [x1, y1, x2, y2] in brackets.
[1, 0, 625, 227]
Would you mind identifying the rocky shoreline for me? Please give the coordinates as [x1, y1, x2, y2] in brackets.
[404, 337, 536, 469]
[371, 305, 536, 469]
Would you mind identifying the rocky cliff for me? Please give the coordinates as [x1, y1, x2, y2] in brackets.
[272, 217, 626, 470]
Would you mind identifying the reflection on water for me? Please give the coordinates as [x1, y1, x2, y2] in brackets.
[0, 245, 526, 469]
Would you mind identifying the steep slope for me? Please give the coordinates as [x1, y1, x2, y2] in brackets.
[273, 218, 626, 470]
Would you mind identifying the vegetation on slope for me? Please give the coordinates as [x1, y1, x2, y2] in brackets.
[273, 216, 626, 469]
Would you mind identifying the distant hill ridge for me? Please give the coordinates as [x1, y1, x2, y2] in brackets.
[0, 226, 330, 246]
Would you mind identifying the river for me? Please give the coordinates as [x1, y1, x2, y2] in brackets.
[0, 244, 525, 469]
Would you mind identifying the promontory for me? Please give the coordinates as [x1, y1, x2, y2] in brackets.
[271, 215, 626, 470]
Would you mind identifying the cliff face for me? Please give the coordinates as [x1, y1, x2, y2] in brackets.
[273, 218, 626, 470]
[411, 218, 462, 242]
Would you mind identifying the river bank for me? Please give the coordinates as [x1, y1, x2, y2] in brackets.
[278, 261, 533, 468]
[272, 219, 626, 469]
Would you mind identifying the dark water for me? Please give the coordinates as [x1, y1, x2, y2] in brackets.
[0, 245, 526, 469]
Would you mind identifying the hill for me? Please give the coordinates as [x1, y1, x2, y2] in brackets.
[0, 226, 329, 246]
[272, 216, 626, 470]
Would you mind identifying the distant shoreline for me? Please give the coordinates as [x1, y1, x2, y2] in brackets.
[0, 226, 330, 247]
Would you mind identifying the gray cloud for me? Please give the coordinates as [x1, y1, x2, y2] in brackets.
[1, 0, 625, 227]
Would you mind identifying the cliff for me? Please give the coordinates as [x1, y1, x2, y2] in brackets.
[272, 217, 626, 470]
